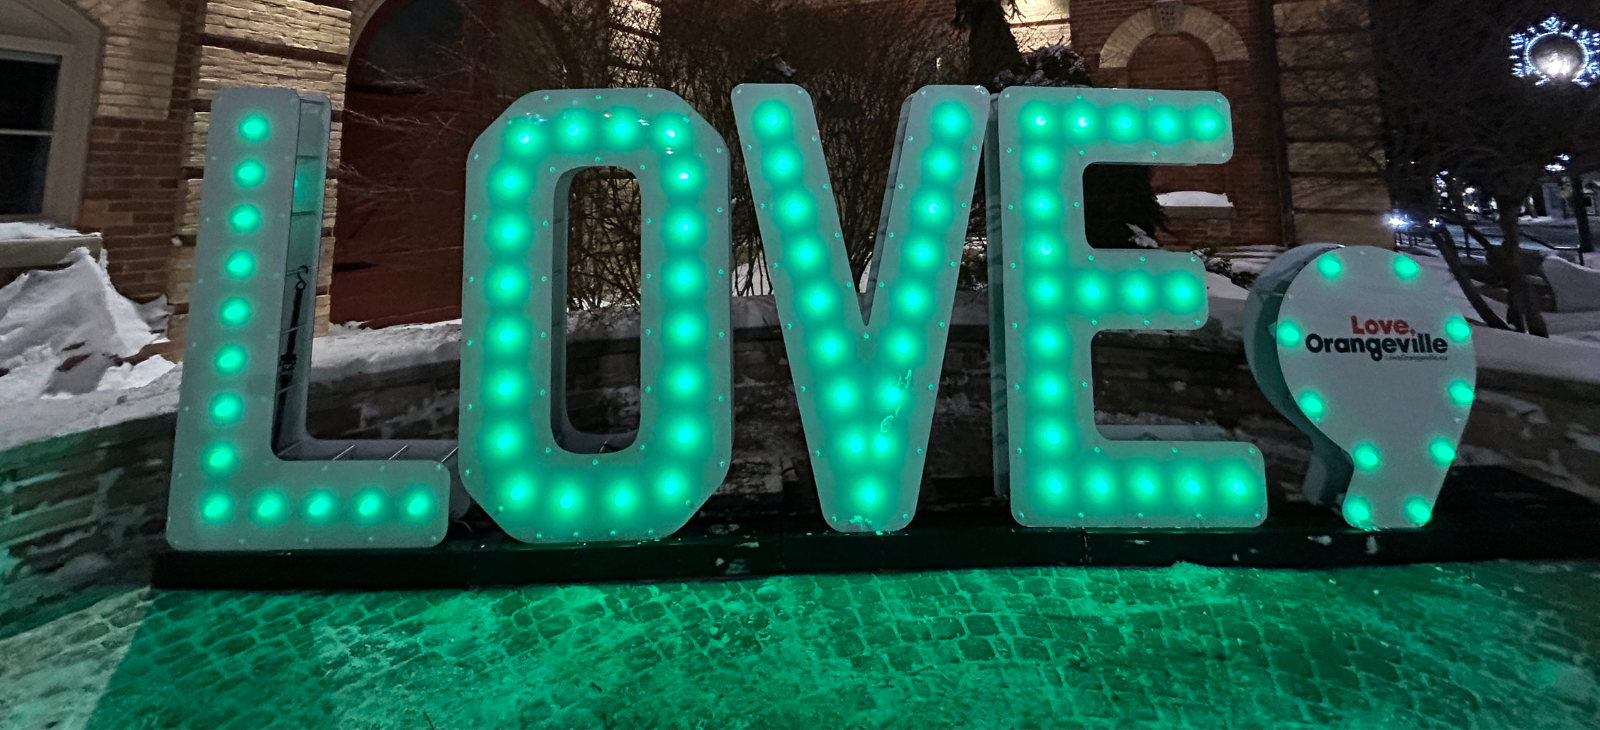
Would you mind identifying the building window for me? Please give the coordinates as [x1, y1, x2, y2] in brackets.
[0, 49, 61, 216]
[0, 0, 99, 225]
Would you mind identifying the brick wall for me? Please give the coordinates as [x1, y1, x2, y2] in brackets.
[1071, 0, 1290, 252]
[1272, 0, 1390, 247]
[51, 0, 354, 353]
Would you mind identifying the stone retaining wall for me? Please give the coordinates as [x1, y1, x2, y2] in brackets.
[4, 298, 1598, 622]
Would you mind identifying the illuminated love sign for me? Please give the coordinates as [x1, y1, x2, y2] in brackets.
[1244, 245, 1475, 530]
[167, 86, 1471, 552]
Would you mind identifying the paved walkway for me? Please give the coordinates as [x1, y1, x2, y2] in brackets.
[2, 562, 1598, 729]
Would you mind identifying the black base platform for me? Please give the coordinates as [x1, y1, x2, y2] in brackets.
[154, 466, 1600, 590]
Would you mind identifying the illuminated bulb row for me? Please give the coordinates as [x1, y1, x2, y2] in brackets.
[1033, 469, 1259, 503]
[196, 113, 272, 503]
[1014, 99, 1228, 144]
[199, 488, 431, 524]
[1343, 494, 1433, 527]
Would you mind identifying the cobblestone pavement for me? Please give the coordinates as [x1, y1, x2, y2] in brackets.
[2, 562, 1598, 729]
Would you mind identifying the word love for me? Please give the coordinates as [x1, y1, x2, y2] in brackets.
[1350, 316, 1412, 335]
[166, 85, 1465, 552]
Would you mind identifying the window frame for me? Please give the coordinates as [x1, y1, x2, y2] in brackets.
[0, 0, 100, 226]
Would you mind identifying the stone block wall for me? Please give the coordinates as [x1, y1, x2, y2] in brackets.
[6, 300, 1599, 620]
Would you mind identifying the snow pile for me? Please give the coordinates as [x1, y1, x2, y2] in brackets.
[0, 222, 87, 240]
[310, 318, 460, 381]
[1542, 256, 1600, 312]
[1158, 191, 1232, 208]
[0, 248, 171, 403]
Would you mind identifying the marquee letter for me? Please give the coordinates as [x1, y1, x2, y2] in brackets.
[460, 89, 734, 543]
[732, 85, 991, 532]
[987, 88, 1267, 528]
[169, 88, 450, 550]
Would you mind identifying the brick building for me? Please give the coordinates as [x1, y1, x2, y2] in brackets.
[0, 0, 1386, 350]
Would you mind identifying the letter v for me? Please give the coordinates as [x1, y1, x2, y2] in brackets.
[732, 84, 990, 532]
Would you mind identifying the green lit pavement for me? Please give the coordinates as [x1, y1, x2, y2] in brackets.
[3, 562, 1599, 728]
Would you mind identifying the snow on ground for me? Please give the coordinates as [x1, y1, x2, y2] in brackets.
[0, 248, 171, 405]
[0, 222, 86, 240]
[1158, 191, 1232, 208]
[1220, 245, 1287, 275]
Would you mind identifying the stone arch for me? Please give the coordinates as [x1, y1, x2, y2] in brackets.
[1098, 3, 1249, 70]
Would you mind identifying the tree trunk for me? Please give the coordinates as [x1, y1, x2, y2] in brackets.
[955, 0, 1023, 89]
[1431, 225, 1509, 329]
[1572, 171, 1593, 255]
[1492, 194, 1548, 337]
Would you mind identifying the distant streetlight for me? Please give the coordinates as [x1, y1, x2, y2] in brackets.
[1510, 16, 1599, 86]
[1511, 17, 1597, 257]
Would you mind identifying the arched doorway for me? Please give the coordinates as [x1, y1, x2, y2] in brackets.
[335, 0, 586, 327]
[1125, 33, 1223, 196]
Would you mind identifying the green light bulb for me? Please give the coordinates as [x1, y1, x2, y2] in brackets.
[215, 345, 246, 375]
[224, 251, 254, 279]
[1352, 444, 1380, 471]
[1185, 480, 1200, 495]
[753, 100, 792, 140]
[234, 160, 265, 187]
[1394, 256, 1420, 280]
[1429, 438, 1456, 465]
[1404, 497, 1431, 526]
[1277, 321, 1302, 348]
[238, 114, 269, 142]
[766, 147, 801, 182]
[933, 102, 969, 139]
[560, 493, 575, 510]
[407, 494, 429, 516]
[358, 494, 381, 517]
[204, 443, 236, 473]
[306, 494, 332, 518]
[209, 393, 242, 424]
[677, 426, 693, 444]
[1317, 254, 1341, 279]
[1298, 391, 1325, 419]
[1445, 317, 1470, 343]
[202, 494, 230, 521]
[614, 492, 629, 508]
[256, 493, 283, 521]
[229, 205, 260, 232]
[219, 297, 251, 326]
[1345, 497, 1371, 524]
[1447, 380, 1474, 407]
